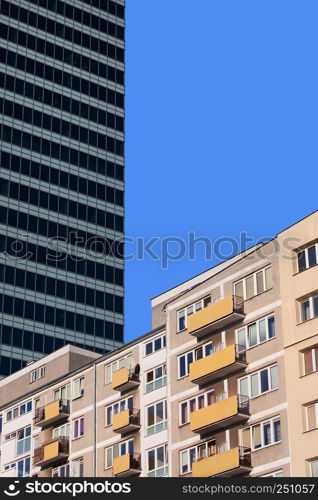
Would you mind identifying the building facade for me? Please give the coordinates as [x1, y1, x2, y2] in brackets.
[0, 212, 317, 477]
[0, 0, 125, 375]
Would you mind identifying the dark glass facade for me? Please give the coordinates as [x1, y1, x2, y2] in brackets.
[0, 0, 125, 375]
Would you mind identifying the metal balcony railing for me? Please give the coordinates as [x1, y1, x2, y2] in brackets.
[33, 399, 70, 424]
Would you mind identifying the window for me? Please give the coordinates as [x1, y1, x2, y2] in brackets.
[53, 423, 70, 439]
[105, 439, 134, 469]
[147, 444, 168, 477]
[6, 401, 32, 422]
[297, 244, 318, 272]
[72, 458, 84, 477]
[73, 417, 84, 439]
[178, 341, 213, 378]
[262, 470, 283, 477]
[144, 335, 166, 356]
[145, 364, 166, 393]
[179, 391, 215, 425]
[38, 366, 45, 379]
[180, 440, 216, 475]
[311, 460, 318, 477]
[242, 417, 281, 451]
[30, 369, 37, 383]
[73, 377, 84, 399]
[17, 457, 30, 477]
[105, 397, 133, 426]
[304, 402, 318, 431]
[17, 426, 31, 455]
[146, 400, 167, 436]
[105, 355, 132, 384]
[234, 266, 272, 300]
[300, 295, 318, 322]
[54, 384, 71, 402]
[302, 346, 318, 375]
[239, 364, 279, 398]
[33, 435, 40, 451]
[177, 296, 211, 331]
[236, 315, 275, 350]
[52, 464, 70, 477]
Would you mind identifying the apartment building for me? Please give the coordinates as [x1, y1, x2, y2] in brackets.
[0, 211, 317, 478]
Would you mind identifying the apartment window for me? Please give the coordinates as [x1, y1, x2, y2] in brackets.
[105, 396, 133, 426]
[234, 266, 272, 300]
[178, 341, 213, 378]
[299, 295, 318, 322]
[30, 369, 37, 383]
[73, 377, 84, 399]
[17, 457, 30, 477]
[105, 439, 134, 469]
[72, 458, 84, 477]
[236, 315, 275, 350]
[311, 460, 318, 477]
[303, 346, 318, 375]
[53, 383, 71, 402]
[304, 402, 318, 431]
[179, 391, 215, 425]
[53, 423, 70, 439]
[239, 364, 279, 398]
[6, 401, 32, 422]
[33, 436, 40, 451]
[73, 417, 84, 439]
[177, 296, 211, 331]
[297, 244, 318, 272]
[242, 417, 281, 451]
[180, 440, 216, 475]
[145, 364, 166, 393]
[17, 426, 31, 455]
[146, 400, 167, 436]
[262, 470, 283, 477]
[105, 355, 132, 384]
[38, 366, 45, 379]
[147, 444, 168, 477]
[52, 464, 70, 477]
[144, 335, 166, 356]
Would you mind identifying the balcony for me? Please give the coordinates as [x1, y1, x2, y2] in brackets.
[34, 400, 70, 427]
[113, 453, 141, 477]
[112, 409, 141, 434]
[192, 446, 251, 477]
[191, 395, 249, 434]
[33, 437, 69, 468]
[189, 344, 246, 385]
[112, 368, 140, 392]
[188, 296, 245, 338]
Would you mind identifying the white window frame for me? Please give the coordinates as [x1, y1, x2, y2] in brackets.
[52, 463, 70, 477]
[299, 295, 318, 323]
[73, 377, 85, 399]
[145, 364, 166, 393]
[6, 401, 32, 422]
[144, 334, 166, 356]
[236, 314, 275, 350]
[104, 354, 132, 385]
[305, 402, 318, 432]
[241, 416, 281, 451]
[297, 244, 318, 272]
[261, 470, 283, 477]
[73, 417, 84, 439]
[302, 346, 318, 375]
[180, 440, 216, 475]
[105, 396, 134, 426]
[234, 266, 272, 300]
[72, 457, 84, 477]
[53, 383, 71, 402]
[105, 439, 134, 469]
[179, 390, 215, 426]
[38, 366, 45, 379]
[30, 369, 37, 383]
[310, 460, 318, 477]
[238, 364, 279, 399]
[52, 422, 70, 439]
[177, 296, 211, 332]
[147, 444, 168, 477]
[16, 426, 31, 456]
[146, 400, 168, 436]
[178, 341, 214, 379]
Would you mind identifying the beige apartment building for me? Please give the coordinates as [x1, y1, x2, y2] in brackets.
[0, 212, 317, 478]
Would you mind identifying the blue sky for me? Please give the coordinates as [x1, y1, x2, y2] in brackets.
[124, 0, 318, 342]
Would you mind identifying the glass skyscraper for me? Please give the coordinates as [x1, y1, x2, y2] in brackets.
[0, 0, 125, 376]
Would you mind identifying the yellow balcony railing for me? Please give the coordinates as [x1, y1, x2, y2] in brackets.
[33, 437, 69, 468]
[188, 296, 245, 337]
[112, 409, 141, 434]
[190, 395, 249, 434]
[112, 368, 140, 392]
[33, 400, 70, 427]
[192, 447, 251, 477]
[189, 344, 246, 385]
[112, 453, 141, 477]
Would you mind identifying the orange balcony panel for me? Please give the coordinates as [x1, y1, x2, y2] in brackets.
[33, 438, 69, 468]
[112, 368, 140, 392]
[34, 400, 70, 427]
[113, 453, 141, 477]
[112, 409, 141, 434]
[190, 396, 249, 434]
[192, 447, 251, 477]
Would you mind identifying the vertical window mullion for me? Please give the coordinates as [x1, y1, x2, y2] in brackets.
[310, 297, 314, 320]
[305, 248, 309, 270]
